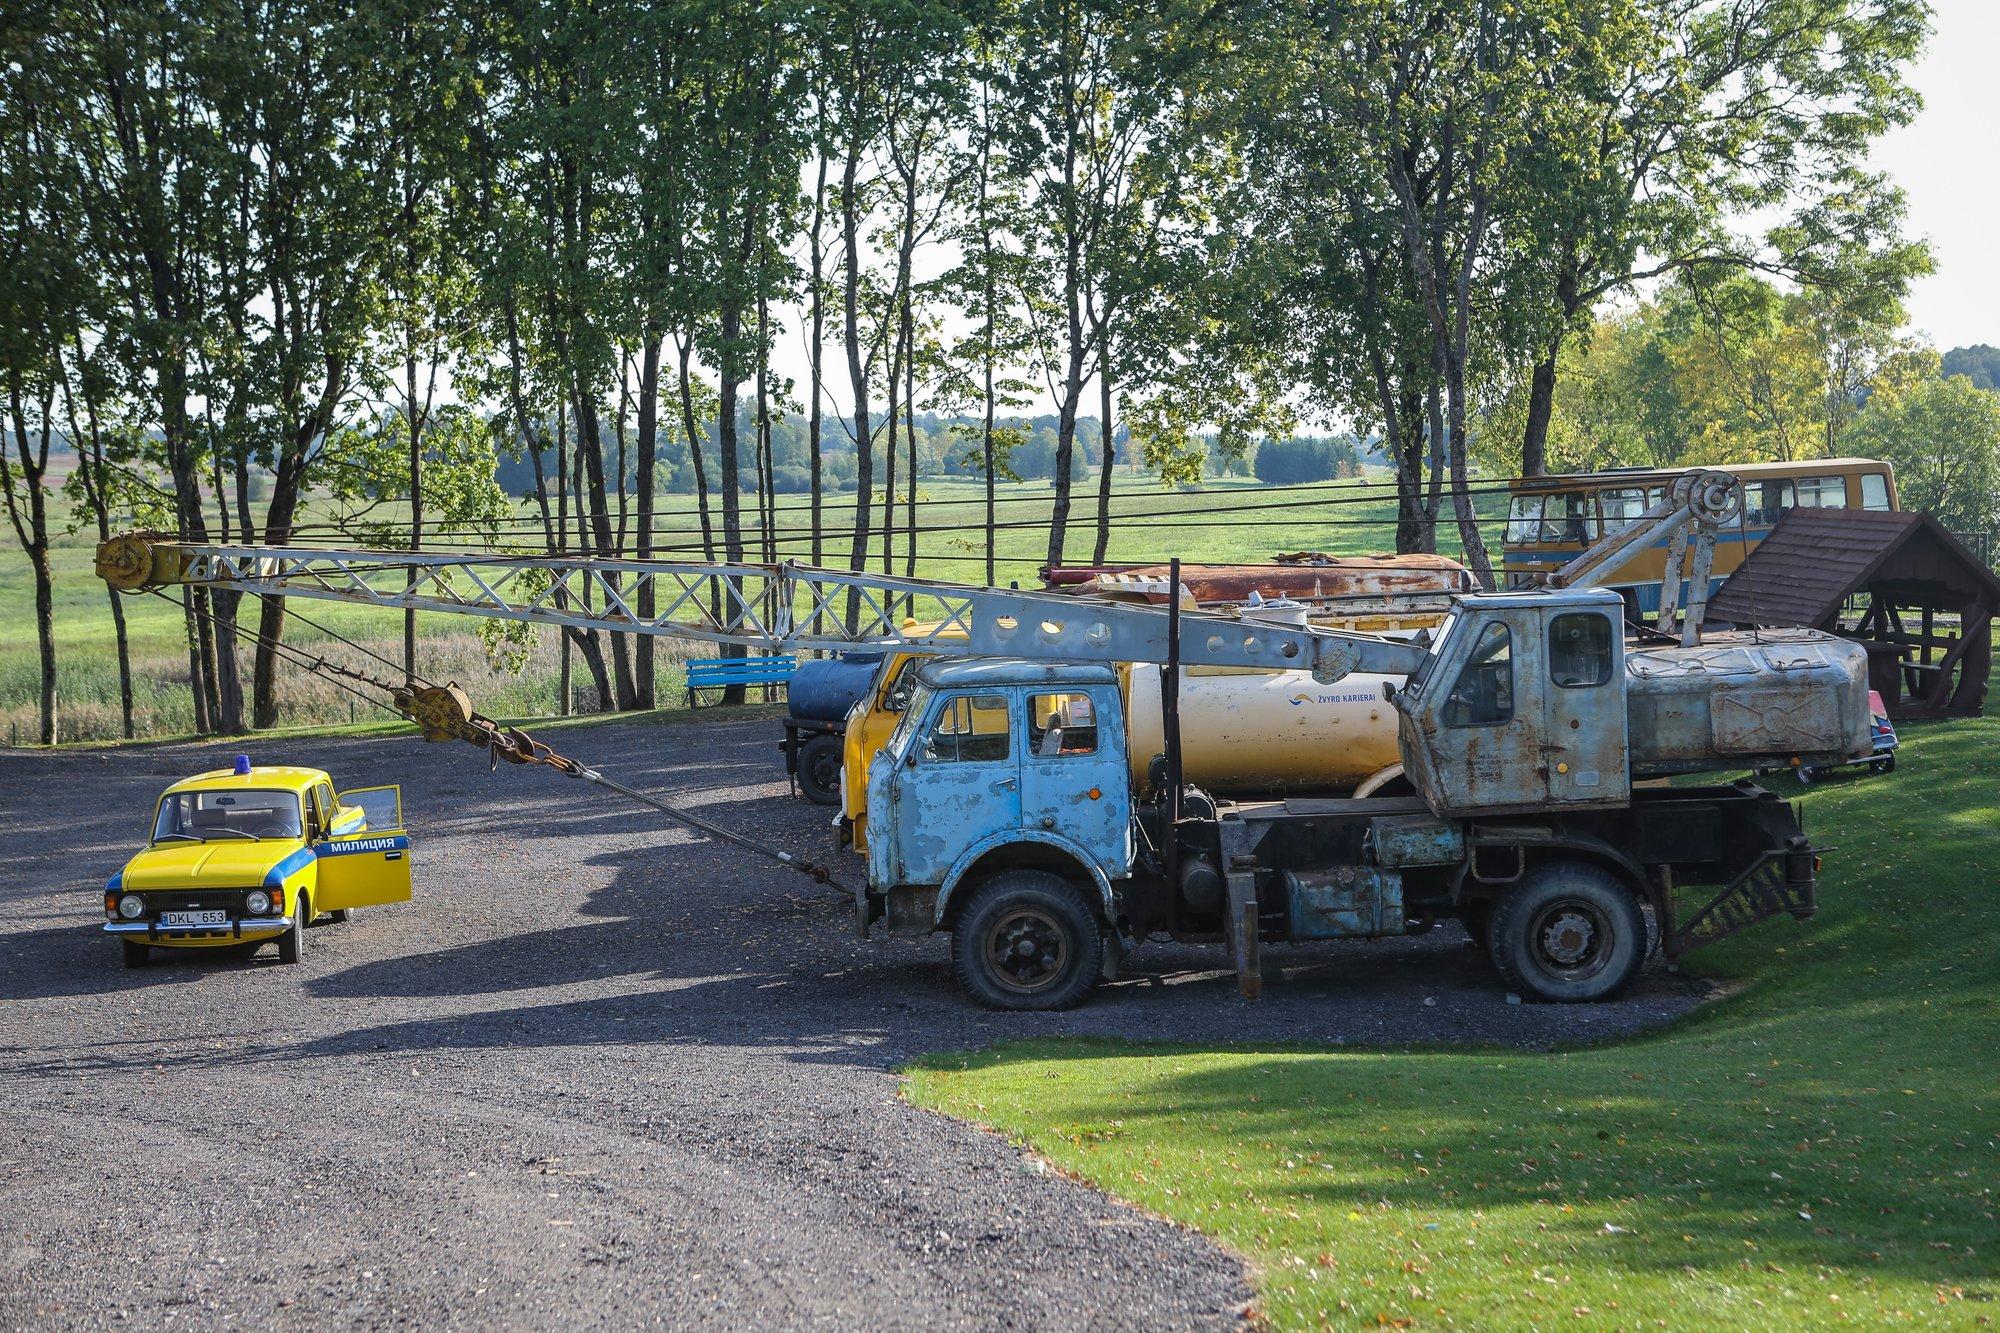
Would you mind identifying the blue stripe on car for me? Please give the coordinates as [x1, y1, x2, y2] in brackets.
[262, 847, 318, 887]
[105, 869, 123, 892]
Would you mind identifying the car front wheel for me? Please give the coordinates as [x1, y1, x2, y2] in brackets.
[950, 870, 1104, 1011]
[277, 894, 307, 964]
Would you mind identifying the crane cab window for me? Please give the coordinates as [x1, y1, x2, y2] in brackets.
[1028, 692, 1098, 757]
[1445, 622, 1513, 726]
[923, 694, 1011, 763]
[1549, 612, 1614, 687]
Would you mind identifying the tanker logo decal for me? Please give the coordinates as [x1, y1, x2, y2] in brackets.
[1290, 691, 1382, 706]
[1289, 693, 1314, 707]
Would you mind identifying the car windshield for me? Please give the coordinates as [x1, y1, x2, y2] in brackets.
[1402, 611, 1457, 698]
[153, 789, 303, 842]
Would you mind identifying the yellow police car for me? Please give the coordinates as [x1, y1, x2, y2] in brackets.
[104, 757, 412, 967]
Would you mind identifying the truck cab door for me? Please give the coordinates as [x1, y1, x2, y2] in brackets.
[885, 690, 1020, 887]
[1538, 606, 1630, 806]
[1019, 684, 1130, 880]
[315, 785, 413, 912]
[1411, 609, 1549, 815]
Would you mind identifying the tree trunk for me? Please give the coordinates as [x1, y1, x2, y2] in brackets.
[807, 152, 827, 574]
[1520, 343, 1558, 479]
[717, 295, 748, 706]
[30, 543, 55, 744]
[841, 142, 874, 630]
[634, 332, 660, 707]
[406, 350, 424, 685]
[1091, 352, 1115, 565]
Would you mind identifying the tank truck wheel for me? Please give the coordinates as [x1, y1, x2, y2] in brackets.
[951, 871, 1104, 1011]
[277, 894, 308, 965]
[796, 734, 844, 807]
[121, 940, 149, 969]
[1488, 862, 1645, 1003]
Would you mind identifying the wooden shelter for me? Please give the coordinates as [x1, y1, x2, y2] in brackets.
[1703, 507, 2000, 719]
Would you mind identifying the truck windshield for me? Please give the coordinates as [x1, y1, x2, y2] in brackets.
[885, 682, 934, 759]
[153, 789, 304, 842]
[1402, 611, 1457, 698]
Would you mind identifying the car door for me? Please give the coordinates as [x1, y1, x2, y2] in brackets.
[1018, 685, 1129, 880]
[315, 784, 413, 911]
[887, 690, 1020, 886]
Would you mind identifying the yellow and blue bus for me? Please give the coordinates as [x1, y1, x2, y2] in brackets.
[1502, 458, 1898, 612]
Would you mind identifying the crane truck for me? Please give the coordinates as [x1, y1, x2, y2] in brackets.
[96, 471, 1871, 1009]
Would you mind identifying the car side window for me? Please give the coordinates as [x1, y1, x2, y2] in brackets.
[923, 694, 1011, 763]
[311, 782, 334, 837]
[1445, 621, 1513, 726]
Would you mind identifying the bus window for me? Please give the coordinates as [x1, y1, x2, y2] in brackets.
[1747, 479, 1793, 525]
[1599, 487, 1647, 529]
[1539, 492, 1594, 543]
[1860, 473, 1892, 511]
[1794, 475, 1845, 508]
[1506, 495, 1545, 544]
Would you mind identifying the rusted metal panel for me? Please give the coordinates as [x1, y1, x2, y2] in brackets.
[1058, 554, 1472, 607]
[1369, 813, 1465, 867]
[1282, 867, 1405, 939]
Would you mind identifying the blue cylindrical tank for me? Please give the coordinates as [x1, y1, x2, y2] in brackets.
[789, 653, 884, 723]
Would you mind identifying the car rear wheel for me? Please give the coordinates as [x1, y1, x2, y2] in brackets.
[121, 939, 148, 969]
[951, 870, 1103, 1011]
[277, 894, 307, 964]
[796, 733, 843, 807]
[1488, 861, 1646, 1003]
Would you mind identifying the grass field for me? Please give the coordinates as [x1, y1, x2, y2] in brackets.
[905, 699, 2000, 1328]
[0, 468, 1500, 741]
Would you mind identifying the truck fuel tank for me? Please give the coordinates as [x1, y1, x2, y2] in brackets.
[1625, 629, 1872, 777]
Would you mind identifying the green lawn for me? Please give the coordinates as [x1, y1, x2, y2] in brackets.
[905, 706, 2000, 1328]
[2, 468, 1502, 741]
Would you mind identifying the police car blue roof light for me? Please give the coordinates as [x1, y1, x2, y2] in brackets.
[233, 754, 252, 775]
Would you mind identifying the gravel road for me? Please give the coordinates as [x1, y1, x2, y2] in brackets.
[0, 716, 1706, 1329]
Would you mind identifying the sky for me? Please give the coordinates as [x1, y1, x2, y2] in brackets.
[1869, 0, 2000, 353]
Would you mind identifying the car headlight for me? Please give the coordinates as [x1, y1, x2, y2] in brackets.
[117, 893, 146, 920]
[245, 889, 272, 916]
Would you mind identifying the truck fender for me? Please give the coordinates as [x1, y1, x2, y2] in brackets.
[933, 829, 1118, 928]
[1456, 827, 1650, 906]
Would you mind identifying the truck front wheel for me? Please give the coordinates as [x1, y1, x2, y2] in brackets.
[1488, 862, 1645, 1002]
[951, 871, 1104, 1011]
[796, 733, 843, 807]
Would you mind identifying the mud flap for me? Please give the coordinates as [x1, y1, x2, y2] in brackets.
[1224, 868, 1262, 1000]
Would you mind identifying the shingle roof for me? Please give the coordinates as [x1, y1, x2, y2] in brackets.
[1704, 507, 2000, 628]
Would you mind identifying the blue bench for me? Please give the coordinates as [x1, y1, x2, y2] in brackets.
[685, 654, 796, 707]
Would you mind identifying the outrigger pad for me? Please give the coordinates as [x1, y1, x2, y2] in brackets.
[1224, 871, 1262, 1000]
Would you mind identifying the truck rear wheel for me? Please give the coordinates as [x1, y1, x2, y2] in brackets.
[796, 733, 843, 807]
[951, 870, 1104, 1011]
[1488, 861, 1645, 1002]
